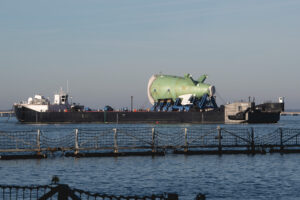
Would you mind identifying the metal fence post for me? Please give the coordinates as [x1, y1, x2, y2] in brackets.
[195, 193, 206, 200]
[217, 126, 222, 153]
[57, 185, 69, 200]
[113, 128, 118, 153]
[152, 128, 156, 153]
[75, 129, 79, 155]
[37, 129, 41, 155]
[280, 128, 283, 151]
[184, 128, 188, 152]
[166, 193, 178, 200]
[251, 127, 255, 153]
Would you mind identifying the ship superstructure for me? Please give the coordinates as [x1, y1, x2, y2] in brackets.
[14, 89, 72, 113]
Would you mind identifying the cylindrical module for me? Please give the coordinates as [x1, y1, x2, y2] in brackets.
[147, 74, 215, 105]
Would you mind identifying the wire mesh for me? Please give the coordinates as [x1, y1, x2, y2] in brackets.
[2, 127, 300, 154]
[221, 128, 251, 146]
[116, 127, 153, 148]
[256, 129, 281, 146]
[282, 128, 300, 145]
[187, 127, 218, 147]
[78, 128, 114, 149]
[0, 130, 37, 150]
[40, 130, 75, 149]
[0, 185, 54, 200]
[154, 127, 185, 148]
[0, 184, 171, 200]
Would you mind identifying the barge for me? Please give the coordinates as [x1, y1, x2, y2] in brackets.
[14, 74, 284, 124]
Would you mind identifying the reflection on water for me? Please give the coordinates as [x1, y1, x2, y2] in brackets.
[1, 116, 300, 199]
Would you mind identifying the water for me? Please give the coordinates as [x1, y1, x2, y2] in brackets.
[1, 116, 300, 199]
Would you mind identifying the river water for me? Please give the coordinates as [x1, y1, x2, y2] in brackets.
[1, 116, 300, 199]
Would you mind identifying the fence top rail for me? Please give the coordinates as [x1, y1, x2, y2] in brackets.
[1, 127, 299, 133]
[0, 130, 37, 134]
[0, 184, 51, 189]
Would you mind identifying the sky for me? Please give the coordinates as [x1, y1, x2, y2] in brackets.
[0, 0, 299, 110]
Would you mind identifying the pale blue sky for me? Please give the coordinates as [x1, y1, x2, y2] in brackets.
[0, 0, 299, 109]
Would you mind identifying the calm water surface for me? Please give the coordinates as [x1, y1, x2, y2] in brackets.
[1, 116, 300, 199]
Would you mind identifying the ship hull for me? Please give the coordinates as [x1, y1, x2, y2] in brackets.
[14, 106, 224, 124]
[247, 111, 280, 123]
[14, 105, 280, 124]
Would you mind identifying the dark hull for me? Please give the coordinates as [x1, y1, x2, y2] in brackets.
[14, 106, 225, 124]
[247, 111, 280, 123]
[14, 106, 280, 124]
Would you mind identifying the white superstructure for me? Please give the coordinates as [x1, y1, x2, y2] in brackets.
[15, 89, 70, 112]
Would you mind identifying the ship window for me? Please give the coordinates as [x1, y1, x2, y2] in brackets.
[238, 106, 242, 111]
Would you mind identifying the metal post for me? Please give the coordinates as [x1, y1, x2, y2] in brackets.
[279, 128, 283, 151]
[195, 193, 206, 200]
[113, 128, 118, 153]
[37, 129, 41, 155]
[104, 111, 107, 123]
[217, 126, 222, 153]
[184, 128, 188, 152]
[166, 193, 178, 200]
[75, 129, 79, 155]
[57, 185, 69, 200]
[251, 127, 255, 153]
[131, 96, 133, 112]
[152, 128, 156, 153]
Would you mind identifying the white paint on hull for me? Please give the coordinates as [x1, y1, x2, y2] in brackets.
[22, 104, 49, 112]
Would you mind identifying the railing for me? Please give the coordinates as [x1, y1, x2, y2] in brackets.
[0, 111, 14, 117]
[1, 127, 300, 158]
[0, 177, 205, 200]
[281, 112, 300, 116]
